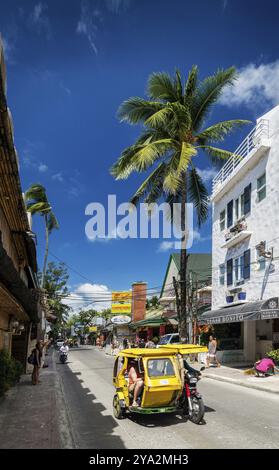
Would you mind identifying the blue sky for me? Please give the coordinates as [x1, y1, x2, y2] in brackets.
[1, 0, 279, 310]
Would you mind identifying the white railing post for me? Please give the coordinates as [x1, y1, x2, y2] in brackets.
[212, 119, 269, 196]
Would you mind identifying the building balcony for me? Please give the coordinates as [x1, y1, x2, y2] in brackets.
[212, 119, 270, 201]
[222, 228, 252, 249]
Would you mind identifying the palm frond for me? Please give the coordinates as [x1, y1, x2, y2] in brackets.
[130, 163, 166, 206]
[148, 72, 178, 102]
[26, 201, 50, 214]
[47, 212, 59, 232]
[111, 139, 176, 179]
[174, 70, 183, 103]
[177, 142, 197, 175]
[184, 65, 198, 101]
[163, 151, 183, 194]
[117, 97, 164, 124]
[144, 106, 173, 129]
[25, 183, 48, 203]
[188, 166, 209, 226]
[198, 145, 234, 161]
[191, 67, 237, 130]
[197, 119, 251, 144]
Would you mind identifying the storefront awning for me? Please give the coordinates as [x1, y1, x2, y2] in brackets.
[199, 297, 279, 325]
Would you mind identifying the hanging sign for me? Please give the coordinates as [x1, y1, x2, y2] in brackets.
[111, 303, 132, 314]
[112, 291, 132, 302]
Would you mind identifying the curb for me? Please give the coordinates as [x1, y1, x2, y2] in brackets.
[203, 373, 279, 395]
[52, 349, 76, 448]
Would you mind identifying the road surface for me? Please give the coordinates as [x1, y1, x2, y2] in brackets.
[57, 346, 279, 449]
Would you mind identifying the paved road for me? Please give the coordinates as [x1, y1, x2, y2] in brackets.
[57, 346, 279, 449]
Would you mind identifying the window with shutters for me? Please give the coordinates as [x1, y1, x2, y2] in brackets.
[234, 255, 245, 285]
[227, 249, 250, 286]
[257, 173, 266, 202]
[227, 259, 233, 286]
[220, 210, 226, 231]
[227, 200, 233, 228]
[243, 184, 251, 215]
[219, 264, 225, 285]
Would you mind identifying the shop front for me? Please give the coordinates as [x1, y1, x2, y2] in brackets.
[199, 297, 279, 363]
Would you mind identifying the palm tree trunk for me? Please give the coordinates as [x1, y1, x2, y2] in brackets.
[41, 215, 49, 288]
[179, 172, 188, 341]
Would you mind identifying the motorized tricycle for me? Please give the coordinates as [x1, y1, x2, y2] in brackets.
[112, 344, 208, 424]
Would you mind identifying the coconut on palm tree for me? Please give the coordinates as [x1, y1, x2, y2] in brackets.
[25, 184, 59, 288]
[111, 65, 249, 340]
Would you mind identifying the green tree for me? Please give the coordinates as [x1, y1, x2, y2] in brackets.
[111, 66, 249, 339]
[42, 262, 70, 336]
[25, 184, 59, 288]
[146, 296, 160, 310]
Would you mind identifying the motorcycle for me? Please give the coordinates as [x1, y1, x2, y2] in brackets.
[59, 352, 68, 364]
[178, 362, 205, 424]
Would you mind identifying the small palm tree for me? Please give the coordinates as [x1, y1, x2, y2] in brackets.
[111, 66, 249, 339]
[25, 183, 59, 288]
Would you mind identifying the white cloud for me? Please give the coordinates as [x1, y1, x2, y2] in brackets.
[157, 230, 211, 252]
[157, 241, 175, 252]
[196, 167, 217, 183]
[30, 2, 52, 39]
[105, 0, 131, 13]
[1, 36, 16, 64]
[76, 1, 101, 55]
[38, 163, 48, 172]
[52, 172, 64, 182]
[63, 283, 111, 312]
[220, 61, 279, 110]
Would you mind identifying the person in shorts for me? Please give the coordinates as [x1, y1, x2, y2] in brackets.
[128, 359, 144, 407]
[206, 335, 221, 368]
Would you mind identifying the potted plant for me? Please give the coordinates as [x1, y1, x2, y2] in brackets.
[238, 291, 246, 300]
[226, 291, 234, 303]
[267, 349, 279, 366]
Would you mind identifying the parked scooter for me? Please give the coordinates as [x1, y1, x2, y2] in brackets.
[177, 361, 205, 424]
[59, 352, 68, 364]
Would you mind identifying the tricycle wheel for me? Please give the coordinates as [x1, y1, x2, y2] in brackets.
[189, 397, 205, 424]
[113, 395, 126, 419]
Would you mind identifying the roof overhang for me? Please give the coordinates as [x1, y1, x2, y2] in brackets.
[199, 297, 279, 325]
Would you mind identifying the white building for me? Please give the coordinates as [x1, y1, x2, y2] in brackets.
[200, 104, 279, 363]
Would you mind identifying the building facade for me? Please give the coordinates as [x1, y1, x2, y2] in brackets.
[0, 38, 40, 369]
[201, 104, 279, 362]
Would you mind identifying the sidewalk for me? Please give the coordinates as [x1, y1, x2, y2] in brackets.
[0, 348, 74, 449]
[202, 363, 279, 394]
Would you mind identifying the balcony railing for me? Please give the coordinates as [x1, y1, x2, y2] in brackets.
[212, 119, 269, 195]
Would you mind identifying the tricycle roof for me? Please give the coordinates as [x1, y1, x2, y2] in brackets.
[158, 344, 208, 354]
[117, 348, 177, 358]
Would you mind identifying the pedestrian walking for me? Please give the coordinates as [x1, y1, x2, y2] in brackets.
[30, 341, 43, 385]
[123, 338, 129, 349]
[206, 335, 220, 368]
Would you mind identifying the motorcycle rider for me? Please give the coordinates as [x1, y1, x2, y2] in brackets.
[59, 342, 69, 361]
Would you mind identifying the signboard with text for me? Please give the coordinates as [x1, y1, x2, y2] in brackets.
[111, 303, 132, 314]
[112, 291, 132, 302]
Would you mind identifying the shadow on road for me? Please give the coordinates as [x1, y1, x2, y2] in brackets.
[59, 362, 126, 449]
[128, 403, 216, 428]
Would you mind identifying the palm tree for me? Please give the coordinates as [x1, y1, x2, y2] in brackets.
[111, 66, 249, 340]
[25, 184, 59, 288]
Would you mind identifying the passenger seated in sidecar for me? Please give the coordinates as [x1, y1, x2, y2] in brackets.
[127, 358, 144, 407]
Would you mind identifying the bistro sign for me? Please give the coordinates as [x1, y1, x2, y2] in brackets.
[199, 297, 279, 325]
